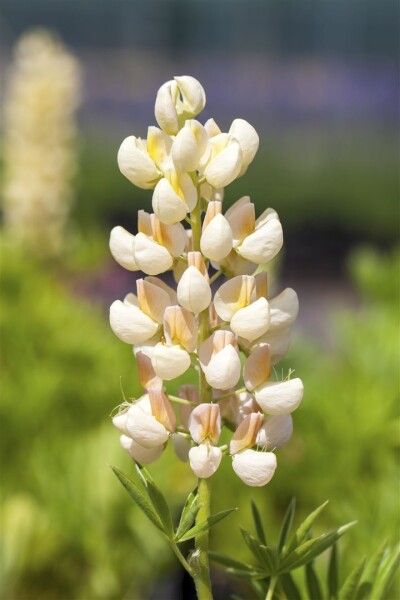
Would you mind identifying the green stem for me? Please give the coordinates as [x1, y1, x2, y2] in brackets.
[266, 575, 278, 600]
[170, 542, 194, 577]
[192, 477, 213, 600]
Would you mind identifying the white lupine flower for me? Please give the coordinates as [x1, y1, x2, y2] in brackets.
[256, 414, 293, 450]
[118, 136, 160, 189]
[229, 119, 259, 175]
[177, 252, 212, 314]
[188, 404, 222, 479]
[199, 331, 241, 390]
[269, 288, 299, 331]
[203, 134, 242, 188]
[152, 169, 197, 224]
[232, 450, 277, 487]
[155, 76, 206, 135]
[200, 201, 233, 262]
[189, 444, 222, 479]
[109, 226, 138, 271]
[120, 434, 164, 464]
[172, 119, 209, 172]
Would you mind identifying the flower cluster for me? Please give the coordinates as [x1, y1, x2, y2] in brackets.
[2, 29, 81, 257]
[110, 76, 303, 487]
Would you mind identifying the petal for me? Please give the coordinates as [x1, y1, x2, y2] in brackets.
[117, 136, 160, 189]
[254, 328, 292, 365]
[179, 384, 200, 428]
[112, 408, 129, 435]
[154, 80, 179, 134]
[230, 412, 264, 455]
[232, 449, 277, 487]
[136, 351, 162, 390]
[133, 232, 173, 275]
[204, 118, 222, 138]
[152, 177, 188, 224]
[216, 250, 257, 278]
[160, 222, 187, 257]
[204, 140, 242, 188]
[145, 276, 178, 305]
[137, 278, 171, 323]
[172, 125, 200, 172]
[204, 345, 241, 390]
[269, 288, 299, 332]
[177, 266, 212, 314]
[230, 297, 270, 342]
[188, 403, 221, 444]
[225, 197, 256, 247]
[189, 444, 222, 479]
[120, 434, 164, 464]
[213, 275, 255, 321]
[163, 306, 198, 352]
[229, 119, 259, 173]
[152, 343, 191, 380]
[254, 378, 304, 415]
[243, 345, 271, 391]
[200, 214, 233, 262]
[109, 226, 138, 271]
[238, 218, 283, 264]
[174, 75, 206, 116]
[148, 388, 176, 431]
[171, 433, 191, 462]
[126, 403, 169, 448]
[146, 126, 173, 171]
[109, 300, 158, 344]
[256, 415, 293, 450]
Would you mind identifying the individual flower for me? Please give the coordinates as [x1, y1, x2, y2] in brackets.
[177, 252, 212, 314]
[152, 168, 197, 225]
[229, 119, 259, 175]
[155, 76, 206, 135]
[200, 201, 233, 262]
[188, 404, 222, 478]
[171, 119, 209, 172]
[199, 330, 241, 390]
[203, 134, 242, 189]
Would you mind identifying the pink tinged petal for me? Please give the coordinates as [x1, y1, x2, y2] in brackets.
[213, 275, 255, 321]
[145, 276, 178, 305]
[120, 434, 164, 464]
[136, 351, 163, 391]
[112, 408, 129, 435]
[199, 330, 237, 369]
[177, 266, 212, 314]
[204, 345, 241, 390]
[152, 343, 191, 380]
[109, 226, 138, 271]
[171, 433, 191, 462]
[189, 443, 222, 479]
[152, 177, 188, 224]
[256, 414, 293, 450]
[230, 412, 264, 454]
[230, 297, 270, 342]
[229, 119, 260, 173]
[161, 222, 187, 257]
[200, 214, 233, 262]
[188, 403, 221, 444]
[254, 328, 292, 365]
[215, 250, 257, 278]
[137, 278, 171, 324]
[232, 449, 277, 487]
[109, 300, 158, 345]
[117, 136, 160, 189]
[225, 198, 256, 247]
[148, 388, 176, 432]
[126, 403, 169, 448]
[133, 232, 173, 275]
[254, 378, 304, 415]
[269, 288, 299, 331]
[204, 140, 242, 188]
[238, 218, 283, 264]
[243, 345, 271, 391]
[163, 306, 198, 352]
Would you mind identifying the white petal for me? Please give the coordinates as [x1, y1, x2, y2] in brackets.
[189, 444, 222, 479]
[175, 75, 206, 116]
[152, 343, 191, 380]
[172, 126, 200, 172]
[238, 218, 283, 264]
[171, 433, 191, 462]
[256, 415, 293, 450]
[112, 408, 129, 435]
[109, 300, 158, 344]
[254, 328, 292, 365]
[269, 288, 299, 332]
[243, 345, 271, 391]
[133, 232, 173, 275]
[126, 403, 169, 448]
[154, 80, 179, 134]
[152, 177, 187, 224]
[232, 449, 277, 487]
[200, 214, 233, 262]
[118, 136, 160, 189]
[109, 226, 138, 271]
[146, 126, 173, 171]
[229, 119, 259, 173]
[204, 141, 242, 188]
[204, 118, 222, 138]
[177, 266, 212, 314]
[204, 345, 241, 390]
[120, 435, 164, 464]
[213, 275, 255, 321]
[255, 378, 304, 415]
[188, 404, 221, 444]
[162, 222, 187, 258]
[230, 298, 270, 342]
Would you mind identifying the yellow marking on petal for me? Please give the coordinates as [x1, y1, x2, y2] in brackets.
[163, 305, 198, 352]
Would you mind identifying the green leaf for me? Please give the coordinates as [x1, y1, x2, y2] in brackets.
[370, 544, 400, 599]
[278, 498, 296, 553]
[328, 543, 339, 599]
[177, 508, 237, 543]
[306, 562, 323, 600]
[240, 528, 276, 575]
[286, 500, 329, 554]
[110, 465, 164, 533]
[281, 572, 303, 600]
[339, 558, 366, 600]
[355, 542, 387, 600]
[251, 499, 267, 545]
[145, 478, 174, 538]
[175, 504, 201, 541]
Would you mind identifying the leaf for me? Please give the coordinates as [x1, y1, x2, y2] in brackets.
[339, 558, 366, 600]
[110, 466, 164, 533]
[370, 544, 400, 599]
[177, 508, 237, 543]
[286, 500, 329, 554]
[209, 551, 256, 572]
[306, 562, 323, 600]
[281, 572, 303, 600]
[278, 498, 296, 553]
[134, 463, 174, 538]
[251, 499, 267, 545]
[240, 528, 276, 575]
[328, 543, 339, 599]
[355, 542, 387, 600]
[175, 504, 201, 541]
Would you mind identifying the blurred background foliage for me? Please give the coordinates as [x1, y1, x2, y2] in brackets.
[0, 0, 399, 598]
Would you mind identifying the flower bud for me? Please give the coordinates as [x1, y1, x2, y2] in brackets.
[256, 414, 293, 450]
[175, 76, 206, 116]
[254, 378, 304, 415]
[189, 443, 222, 479]
[199, 331, 241, 390]
[154, 76, 206, 135]
[203, 134, 242, 188]
[117, 135, 160, 189]
[200, 201, 233, 262]
[177, 252, 211, 314]
[229, 119, 259, 175]
[109, 226, 138, 271]
[232, 449, 277, 487]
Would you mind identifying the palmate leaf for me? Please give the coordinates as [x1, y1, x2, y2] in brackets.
[339, 558, 366, 600]
[286, 500, 329, 555]
[177, 507, 237, 543]
[328, 543, 339, 599]
[251, 499, 267, 545]
[278, 498, 296, 552]
[306, 561, 323, 600]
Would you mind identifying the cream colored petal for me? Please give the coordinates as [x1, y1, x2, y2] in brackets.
[177, 171, 198, 212]
[137, 278, 171, 323]
[175, 75, 206, 116]
[161, 222, 187, 257]
[229, 119, 259, 173]
[255, 272, 268, 300]
[112, 408, 129, 435]
[230, 412, 264, 454]
[123, 293, 138, 307]
[225, 199, 256, 247]
[136, 351, 162, 390]
[109, 300, 158, 345]
[177, 266, 212, 314]
[188, 403, 221, 444]
[120, 434, 164, 464]
[187, 251, 208, 279]
[255, 378, 304, 415]
[154, 80, 179, 134]
[238, 218, 283, 264]
[230, 297, 270, 342]
[171, 433, 191, 462]
[216, 250, 257, 278]
[263, 328, 291, 365]
[204, 118, 222, 138]
[146, 126, 173, 171]
[148, 388, 176, 432]
[117, 136, 160, 189]
[133, 232, 173, 275]
[269, 288, 299, 331]
[109, 226, 138, 271]
[256, 415, 293, 450]
[172, 126, 199, 172]
[204, 345, 241, 390]
[152, 343, 191, 380]
[152, 177, 188, 224]
[213, 275, 255, 321]
[243, 345, 271, 392]
[126, 402, 169, 448]
[255, 207, 279, 229]
[200, 214, 233, 262]
[204, 140, 242, 188]
[137, 210, 153, 236]
[163, 306, 198, 352]
[145, 276, 178, 305]
[189, 443, 222, 479]
[232, 449, 277, 487]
